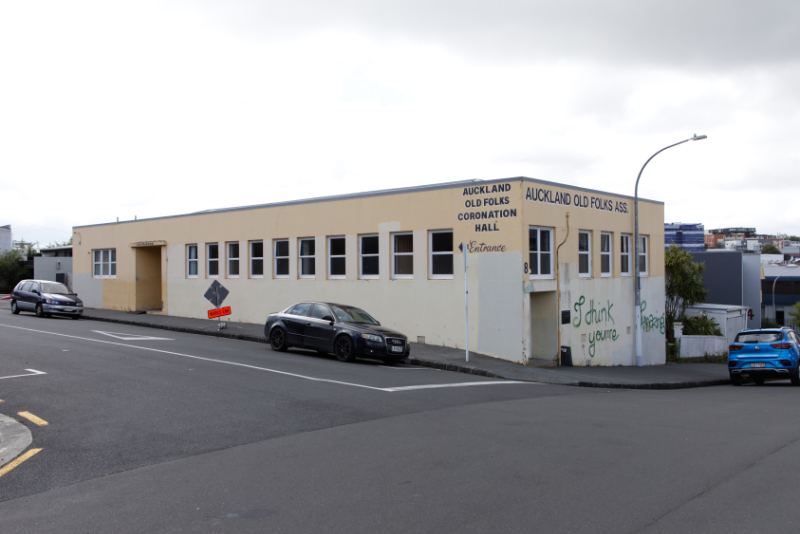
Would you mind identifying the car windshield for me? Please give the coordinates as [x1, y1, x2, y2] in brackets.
[40, 282, 73, 295]
[735, 332, 782, 343]
[329, 305, 379, 325]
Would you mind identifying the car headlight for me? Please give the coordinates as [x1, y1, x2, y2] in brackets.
[361, 334, 383, 343]
[45, 299, 57, 304]
[76, 302, 83, 307]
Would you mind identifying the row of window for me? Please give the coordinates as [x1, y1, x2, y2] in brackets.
[529, 227, 648, 280]
[91, 228, 650, 281]
[186, 231, 455, 280]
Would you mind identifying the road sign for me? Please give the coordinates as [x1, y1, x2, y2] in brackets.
[204, 280, 229, 307]
[208, 306, 231, 319]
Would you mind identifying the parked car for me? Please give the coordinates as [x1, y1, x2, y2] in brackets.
[264, 302, 410, 363]
[728, 328, 800, 386]
[9, 279, 83, 319]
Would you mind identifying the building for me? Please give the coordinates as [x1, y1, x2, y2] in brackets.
[34, 246, 74, 289]
[664, 223, 704, 252]
[690, 250, 763, 330]
[73, 177, 667, 366]
[708, 227, 756, 238]
[0, 225, 11, 253]
[762, 264, 800, 328]
[704, 233, 723, 249]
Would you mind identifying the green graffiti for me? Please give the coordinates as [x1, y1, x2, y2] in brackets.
[573, 296, 614, 327]
[573, 295, 619, 358]
[588, 328, 619, 358]
[640, 300, 666, 335]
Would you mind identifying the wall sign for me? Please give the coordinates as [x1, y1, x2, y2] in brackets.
[130, 240, 167, 247]
[459, 182, 518, 232]
[525, 187, 628, 214]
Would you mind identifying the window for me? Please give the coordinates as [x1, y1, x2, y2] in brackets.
[429, 230, 453, 279]
[328, 237, 346, 279]
[638, 235, 648, 276]
[207, 243, 219, 278]
[392, 233, 413, 279]
[528, 227, 553, 279]
[274, 239, 289, 278]
[620, 234, 631, 277]
[578, 231, 591, 277]
[360, 235, 379, 279]
[310, 303, 332, 320]
[250, 241, 264, 278]
[93, 249, 116, 278]
[227, 242, 240, 278]
[299, 238, 315, 278]
[187, 245, 198, 278]
[600, 232, 612, 277]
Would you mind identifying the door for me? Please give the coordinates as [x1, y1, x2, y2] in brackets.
[305, 304, 337, 351]
[283, 302, 312, 346]
[16, 281, 34, 310]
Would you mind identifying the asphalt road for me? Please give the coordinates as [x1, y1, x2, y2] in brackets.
[1, 309, 800, 533]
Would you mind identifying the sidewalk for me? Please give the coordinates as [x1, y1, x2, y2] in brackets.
[70, 307, 730, 389]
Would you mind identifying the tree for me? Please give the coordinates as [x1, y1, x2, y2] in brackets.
[0, 250, 28, 292]
[789, 301, 800, 329]
[762, 244, 782, 255]
[46, 237, 73, 248]
[665, 245, 708, 342]
[786, 236, 800, 242]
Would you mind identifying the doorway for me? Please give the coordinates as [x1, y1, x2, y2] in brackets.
[529, 291, 558, 363]
[135, 246, 162, 311]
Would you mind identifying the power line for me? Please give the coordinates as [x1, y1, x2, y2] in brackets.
[3, 216, 72, 234]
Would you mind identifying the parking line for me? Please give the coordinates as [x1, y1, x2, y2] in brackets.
[0, 323, 532, 393]
[18, 411, 49, 426]
[0, 448, 42, 479]
[0, 369, 47, 381]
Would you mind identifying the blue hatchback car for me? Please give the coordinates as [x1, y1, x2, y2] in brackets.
[728, 328, 800, 386]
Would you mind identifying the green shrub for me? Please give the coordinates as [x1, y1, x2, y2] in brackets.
[682, 315, 723, 336]
[761, 318, 781, 329]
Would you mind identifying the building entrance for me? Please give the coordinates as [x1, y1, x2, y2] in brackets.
[134, 246, 163, 311]
[529, 291, 558, 364]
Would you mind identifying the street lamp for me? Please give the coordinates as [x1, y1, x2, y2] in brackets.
[772, 275, 782, 325]
[634, 134, 707, 366]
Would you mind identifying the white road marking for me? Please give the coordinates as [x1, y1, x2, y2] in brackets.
[0, 324, 533, 393]
[378, 365, 431, 370]
[93, 330, 174, 341]
[0, 369, 46, 381]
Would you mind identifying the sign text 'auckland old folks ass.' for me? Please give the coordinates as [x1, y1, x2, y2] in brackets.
[525, 186, 629, 214]
[459, 183, 517, 233]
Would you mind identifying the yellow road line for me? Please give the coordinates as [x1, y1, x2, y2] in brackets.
[0, 448, 42, 478]
[18, 411, 48, 426]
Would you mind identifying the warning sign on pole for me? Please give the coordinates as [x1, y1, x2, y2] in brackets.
[208, 306, 232, 319]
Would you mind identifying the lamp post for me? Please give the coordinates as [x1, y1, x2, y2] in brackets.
[772, 275, 782, 325]
[634, 134, 707, 366]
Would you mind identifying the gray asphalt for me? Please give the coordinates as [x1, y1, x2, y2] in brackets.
[1, 309, 799, 533]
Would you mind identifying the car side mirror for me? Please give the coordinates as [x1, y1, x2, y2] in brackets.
[322, 315, 334, 324]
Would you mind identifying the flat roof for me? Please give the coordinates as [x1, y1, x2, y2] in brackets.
[74, 176, 664, 229]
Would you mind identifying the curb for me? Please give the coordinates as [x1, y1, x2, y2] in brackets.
[0, 414, 33, 468]
[79, 314, 730, 390]
[80, 315, 268, 344]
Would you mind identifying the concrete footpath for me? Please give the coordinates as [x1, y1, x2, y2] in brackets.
[65, 306, 730, 389]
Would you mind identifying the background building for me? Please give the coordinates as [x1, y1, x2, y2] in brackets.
[34, 246, 74, 289]
[690, 250, 763, 330]
[0, 225, 11, 253]
[664, 222, 704, 252]
[762, 264, 800, 328]
[73, 177, 667, 367]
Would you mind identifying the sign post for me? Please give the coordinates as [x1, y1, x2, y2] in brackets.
[459, 243, 469, 363]
[204, 280, 230, 331]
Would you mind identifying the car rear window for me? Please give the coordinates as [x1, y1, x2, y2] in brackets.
[734, 332, 783, 343]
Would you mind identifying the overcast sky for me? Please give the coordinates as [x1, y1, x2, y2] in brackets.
[1, 0, 798, 246]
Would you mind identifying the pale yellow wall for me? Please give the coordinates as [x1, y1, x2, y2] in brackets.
[73, 178, 665, 365]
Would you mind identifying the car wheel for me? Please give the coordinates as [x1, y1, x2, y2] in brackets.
[752, 376, 765, 385]
[10, 300, 20, 315]
[730, 373, 743, 386]
[35, 304, 45, 318]
[790, 368, 800, 387]
[334, 335, 355, 362]
[270, 328, 288, 352]
[71, 315, 81, 320]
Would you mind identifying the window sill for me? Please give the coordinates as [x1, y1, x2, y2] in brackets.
[529, 275, 555, 280]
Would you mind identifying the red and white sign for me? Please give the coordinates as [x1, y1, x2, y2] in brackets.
[208, 306, 232, 319]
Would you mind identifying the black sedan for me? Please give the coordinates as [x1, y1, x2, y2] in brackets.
[264, 302, 410, 363]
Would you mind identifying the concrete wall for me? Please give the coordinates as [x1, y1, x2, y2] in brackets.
[33, 257, 73, 288]
[742, 254, 763, 329]
[74, 178, 665, 365]
[680, 336, 727, 358]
